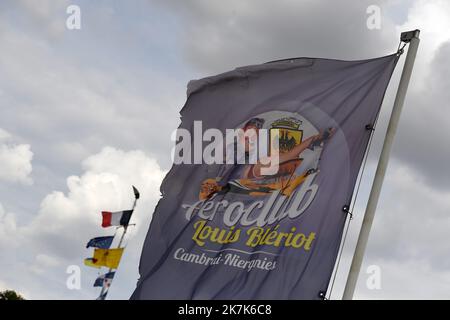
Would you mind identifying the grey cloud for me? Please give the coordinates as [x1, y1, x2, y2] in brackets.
[393, 41, 450, 189]
[152, 0, 399, 75]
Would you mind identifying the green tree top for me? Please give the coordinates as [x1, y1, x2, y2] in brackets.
[0, 290, 25, 300]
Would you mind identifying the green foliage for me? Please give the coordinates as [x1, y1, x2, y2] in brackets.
[0, 290, 25, 300]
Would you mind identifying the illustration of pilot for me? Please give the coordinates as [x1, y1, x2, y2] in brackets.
[199, 117, 335, 200]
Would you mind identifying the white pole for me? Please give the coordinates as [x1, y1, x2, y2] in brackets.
[342, 30, 420, 300]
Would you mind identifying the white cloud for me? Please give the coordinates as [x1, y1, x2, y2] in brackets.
[356, 258, 450, 300]
[397, 0, 450, 84]
[0, 146, 166, 299]
[25, 147, 165, 252]
[13, 0, 70, 39]
[0, 203, 18, 250]
[385, 1, 450, 188]
[0, 128, 10, 140]
[0, 8, 183, 171]
[29, 254, 62, 275]
[0, 128, 33, 185]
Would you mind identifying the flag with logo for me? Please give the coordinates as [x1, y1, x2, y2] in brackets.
[132, 54, 399, 299]
[86, 236, 114, 249]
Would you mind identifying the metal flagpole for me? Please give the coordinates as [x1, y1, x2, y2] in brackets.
[342, 29, 420, 300]
[98, 186, 140, 300]
[115, 196, 138, 249]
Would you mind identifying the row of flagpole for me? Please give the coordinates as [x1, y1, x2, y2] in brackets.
[84, 186, 140, 300]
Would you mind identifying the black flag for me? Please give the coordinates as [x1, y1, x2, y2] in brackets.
[132, 185, 140, 200]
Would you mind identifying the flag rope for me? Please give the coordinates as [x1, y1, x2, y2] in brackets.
[327, 44, 408, 299]
[323, 45, 406, 298]
[343, 31, 419, 299]
[326, 118, 378, 299]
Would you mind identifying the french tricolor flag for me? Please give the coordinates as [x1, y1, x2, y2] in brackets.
[101, 210, 133, 228]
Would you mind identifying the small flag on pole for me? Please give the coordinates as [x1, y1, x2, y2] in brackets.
[96, 273, 115, 300]
[132, 186, 140, 200]
[93, 272, 115, 287]
[101, 210, 133, 228]
[86, 185, 141, 300]
[86, 236, 114, 249]
[93, 277, 103, 287]
[92, 248, 124, 269]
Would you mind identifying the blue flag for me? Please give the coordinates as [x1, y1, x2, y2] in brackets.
[132, 54, 399, 299]
[86, 236, 114, 249]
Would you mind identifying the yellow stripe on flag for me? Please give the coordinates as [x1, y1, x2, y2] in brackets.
[93, 248, 124, 269]
[84, 258, 101, 269]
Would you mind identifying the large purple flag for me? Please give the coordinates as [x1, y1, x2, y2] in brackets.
[132, 54, 399, 299]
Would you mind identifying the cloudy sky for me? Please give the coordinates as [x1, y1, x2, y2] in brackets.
[0, 0, 449, 300]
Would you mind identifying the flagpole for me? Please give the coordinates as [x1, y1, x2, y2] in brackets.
[117, 197, 138, 248]
[98, 186, 140, 300]
[342, 29, 420, 300]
